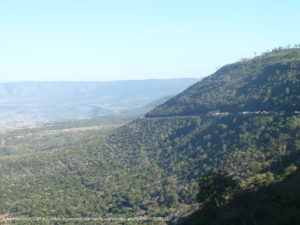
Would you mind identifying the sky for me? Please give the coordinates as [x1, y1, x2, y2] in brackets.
[0, 0, 299, 82]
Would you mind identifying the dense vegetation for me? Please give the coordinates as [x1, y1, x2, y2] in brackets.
[179, 164, 300, 225]
[147, 48, 300, 117]
[0, 48, 300, 224]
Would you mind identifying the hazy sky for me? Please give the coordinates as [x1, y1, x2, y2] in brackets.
[0, 0, 299, 82]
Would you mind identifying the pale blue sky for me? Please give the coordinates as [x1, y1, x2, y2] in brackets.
[0, 0, 299, 82]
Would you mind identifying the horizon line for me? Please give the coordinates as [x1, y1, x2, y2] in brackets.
[0, 77, 201, 84]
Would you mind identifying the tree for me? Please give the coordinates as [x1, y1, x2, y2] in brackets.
[197, 171, 238, 208]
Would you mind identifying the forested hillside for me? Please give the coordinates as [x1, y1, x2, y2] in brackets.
[147, 49, 300, 117]
[0, 48, 300, 224]
[178, 162, 300, 225]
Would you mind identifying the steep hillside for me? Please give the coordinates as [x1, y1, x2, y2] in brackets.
[147, 49, 300, 117]
[178, 164, 300, 225]
[0, 48, 300, 224]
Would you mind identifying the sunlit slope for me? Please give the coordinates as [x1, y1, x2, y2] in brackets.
[147, 49, 300, 117]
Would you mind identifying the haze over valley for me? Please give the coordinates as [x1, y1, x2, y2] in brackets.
[0, 79, 198, 129]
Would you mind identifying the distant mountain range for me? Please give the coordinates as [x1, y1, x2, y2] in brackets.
[0, 79, 198, 129]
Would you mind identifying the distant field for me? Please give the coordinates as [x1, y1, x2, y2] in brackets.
[0, 115, 135, 158]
